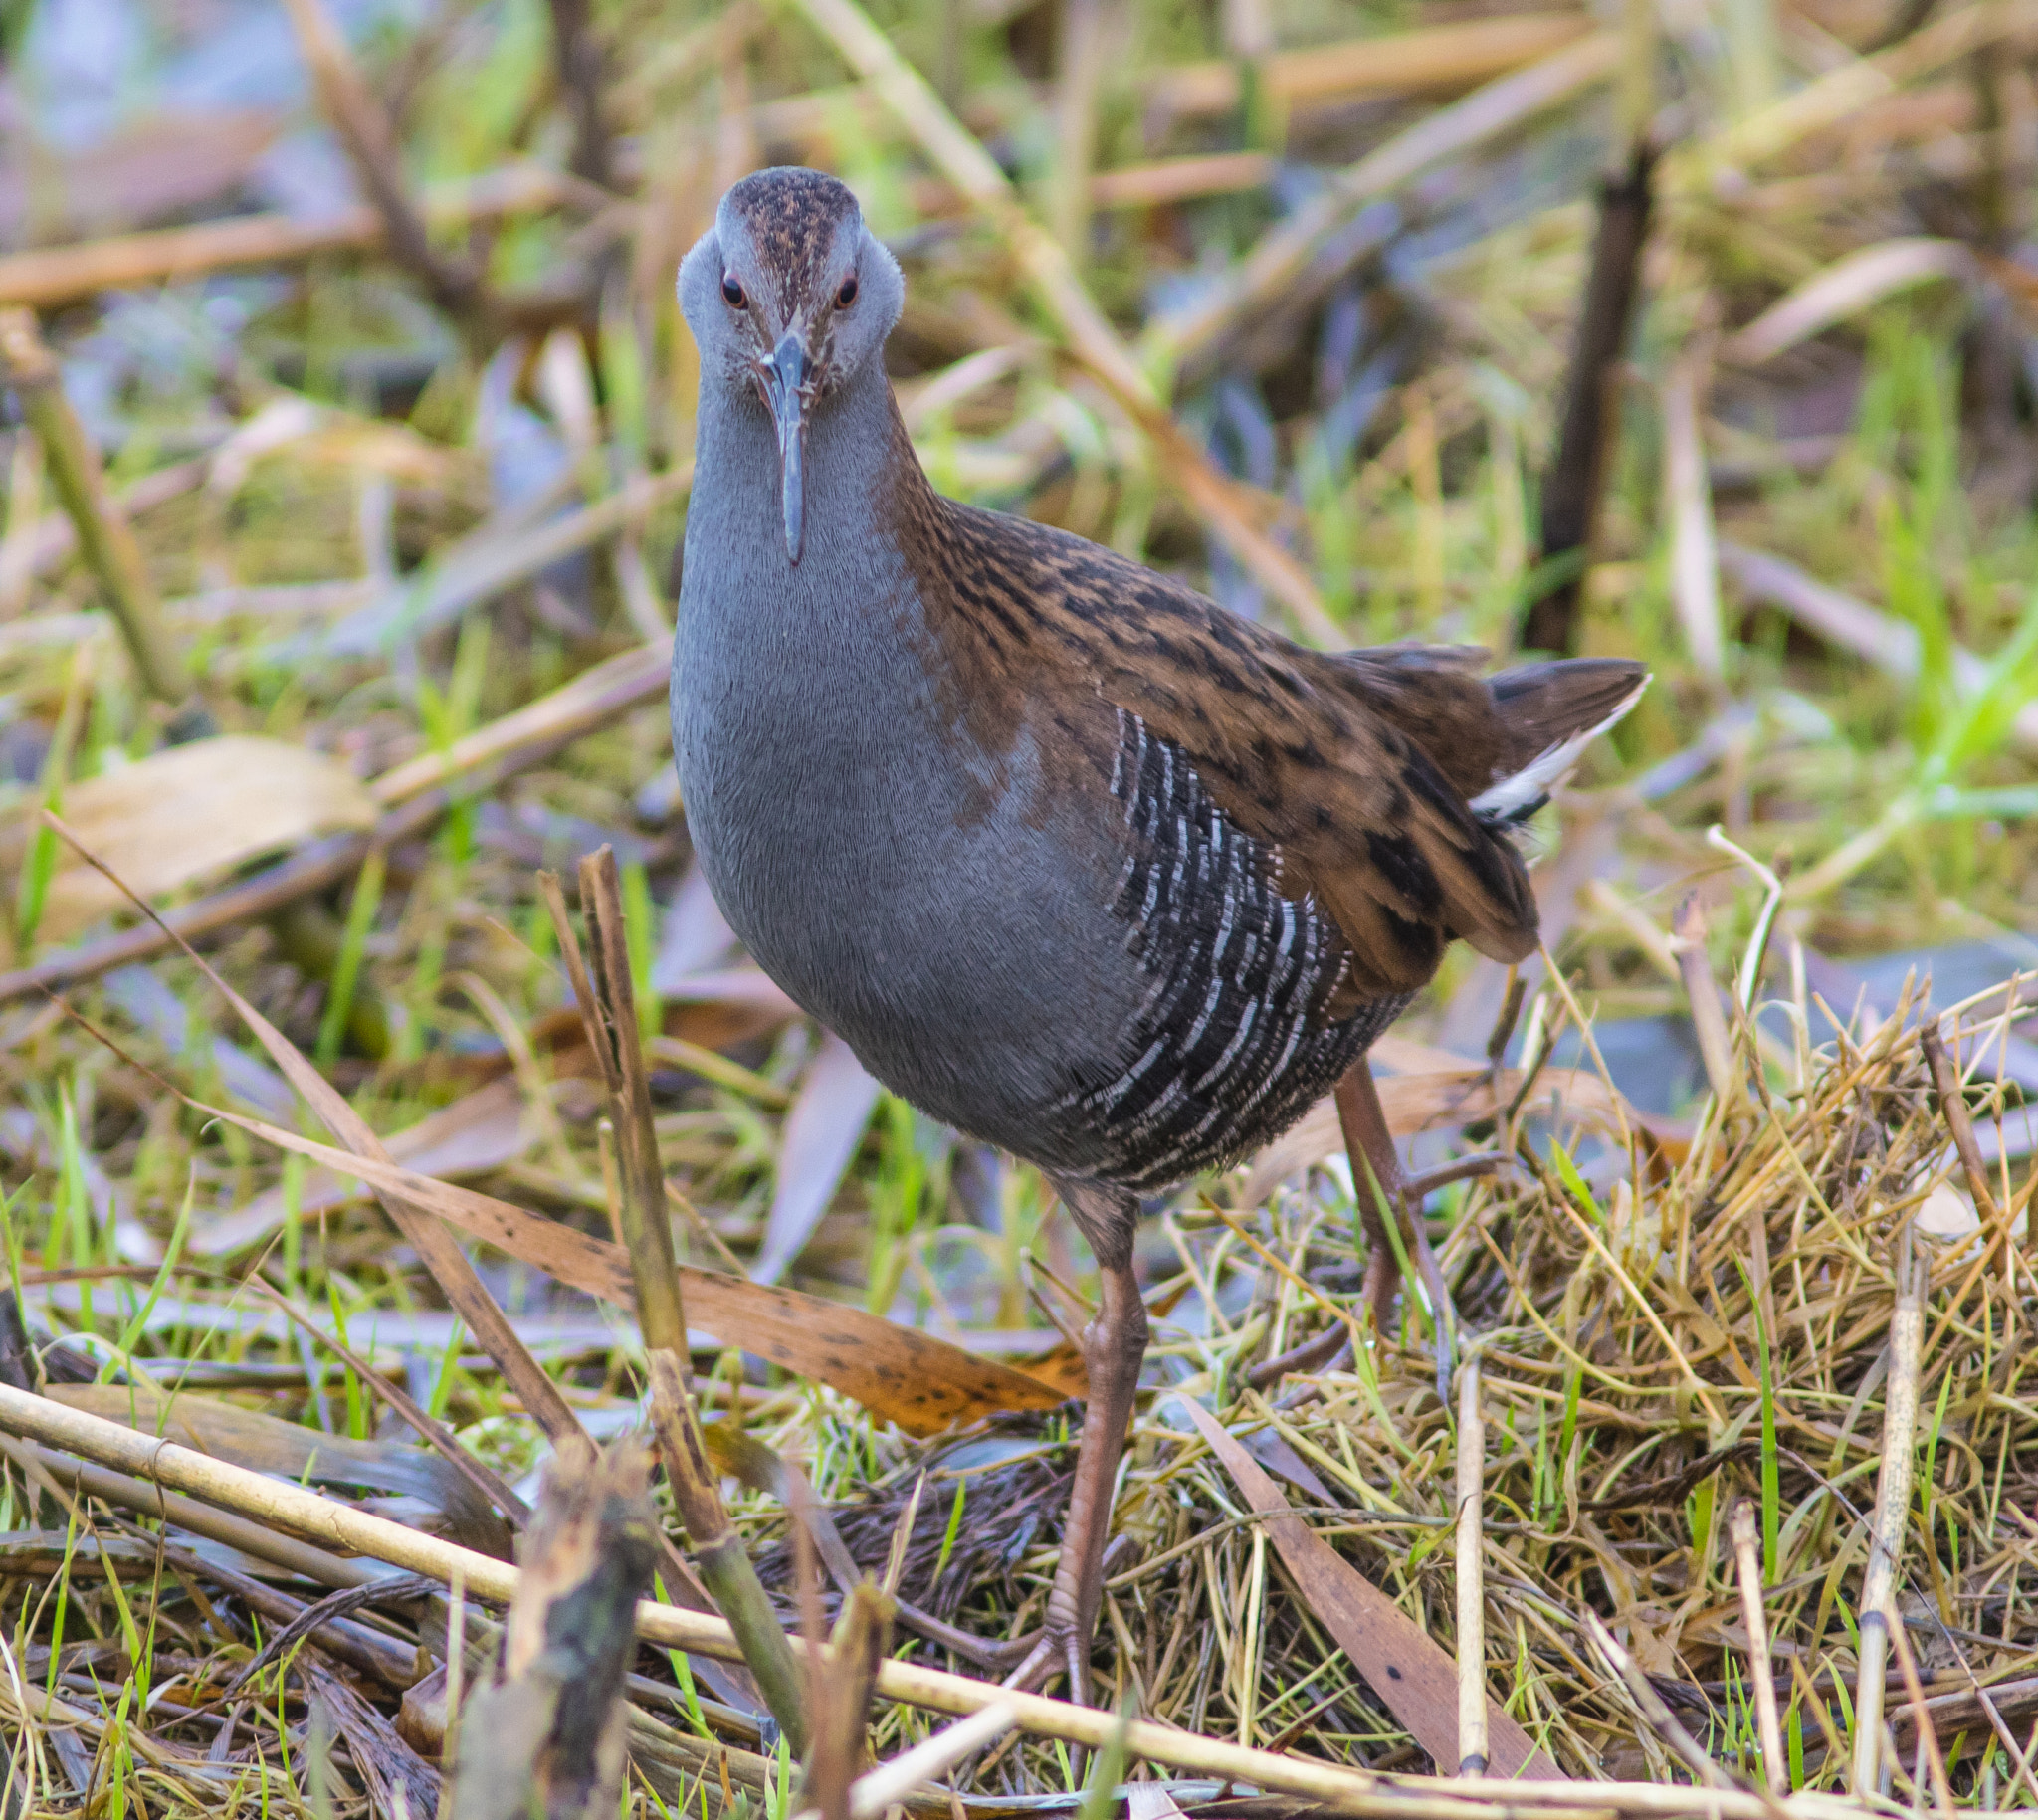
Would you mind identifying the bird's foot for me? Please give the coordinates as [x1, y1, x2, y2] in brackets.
[1000, 1620, 1093, 1702]
[972, 1530, 1137, 1690]
[894, 1602, 1038, 1673]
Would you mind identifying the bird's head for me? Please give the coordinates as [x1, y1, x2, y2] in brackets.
[678, 167, 904, 563]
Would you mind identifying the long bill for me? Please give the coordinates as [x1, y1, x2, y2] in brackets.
[757, 330, 814, 564]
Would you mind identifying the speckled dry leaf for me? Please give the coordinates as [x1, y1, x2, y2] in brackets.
[16, 737, 376, 941]
[154, 1086, 1071, 1436]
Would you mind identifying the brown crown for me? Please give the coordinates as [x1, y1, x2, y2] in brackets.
[722, 168, 861, 316]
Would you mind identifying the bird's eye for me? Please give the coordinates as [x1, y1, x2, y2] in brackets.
[836, 276, 859, 309]
[721, 275, 745, 307]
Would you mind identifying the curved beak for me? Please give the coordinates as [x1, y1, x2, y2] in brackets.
[754, 330, 815, 564]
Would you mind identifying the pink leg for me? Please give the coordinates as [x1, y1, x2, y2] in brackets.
[1005, 1182, 1146, 1703]
[1333, 1059, 1501, 1344]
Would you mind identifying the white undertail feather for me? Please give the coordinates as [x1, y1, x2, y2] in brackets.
[1469, 674, 1652, 823]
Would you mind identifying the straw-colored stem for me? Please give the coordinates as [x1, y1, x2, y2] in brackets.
[1729, 1502, 1787, 1797]
[1455, 1353, 1488, 1778]
[544, 851, 809, 1753]
[1851, 1229, 1923, 1798]
[1050, 0, 1106, 263]
[0, 1377, 1914, 1820]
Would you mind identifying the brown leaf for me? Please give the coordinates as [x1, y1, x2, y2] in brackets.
[1180, 1394, 1564, 1780]
[162, 1092, 1068, 1438]
[752, 1031, 883, 1285]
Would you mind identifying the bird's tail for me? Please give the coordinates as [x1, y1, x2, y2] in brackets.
[1470, 659, 1650, 825]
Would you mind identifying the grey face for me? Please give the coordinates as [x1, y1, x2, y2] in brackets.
[677, 167, 905, 563]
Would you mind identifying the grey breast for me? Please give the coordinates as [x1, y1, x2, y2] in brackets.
[672, 374, 1149, 1172]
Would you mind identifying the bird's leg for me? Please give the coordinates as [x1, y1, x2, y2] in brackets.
[1005, 1181, 1145, 1703]
[1333, 1060, 1504, 1386]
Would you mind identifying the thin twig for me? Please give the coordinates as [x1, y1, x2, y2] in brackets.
[276, 0, 488, 322]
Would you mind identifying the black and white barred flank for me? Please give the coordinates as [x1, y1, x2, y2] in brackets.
[1052, 709, 1410, 1193]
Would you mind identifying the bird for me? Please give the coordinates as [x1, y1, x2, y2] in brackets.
[669, 166, 1647, 1699]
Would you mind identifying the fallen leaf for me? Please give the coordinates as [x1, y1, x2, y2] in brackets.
[752, 1030, 884, 1285]
[150, 1089, 1069, 1437]
[1180, 1393, 1564, 1780]
[16, 739, 377, 941]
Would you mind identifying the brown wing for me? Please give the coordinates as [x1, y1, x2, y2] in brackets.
[1081, 623, 1542, 1003]
[913, 502, 1541, 1004]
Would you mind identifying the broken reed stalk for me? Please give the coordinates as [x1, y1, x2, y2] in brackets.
[1454, 1352, 1488, 1778]
[542, 847, 809, 1753]
[1728, 1502, 1787, 1798]
[0, 1376, 1908, 1820]
[1852, 1227, 1924, 1799]
[1920, 1021, 2013, 1278]
[803, 1584, 895, 1820]
[449, 1440, 658, 1820]
[0, 308, 199, 717]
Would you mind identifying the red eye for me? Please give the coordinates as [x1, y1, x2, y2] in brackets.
[721, 275, 745, 307]
[836, 276, 859, 308]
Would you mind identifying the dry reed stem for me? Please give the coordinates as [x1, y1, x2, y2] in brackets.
[0, 309, 193, 710]
[1730, 1501, 1788, 1798]
[1455, 1354, 1488, 1779]
[1852, 1230, 1924, 1798]
[0, 1379, 1957, 1820]
[0, 164, 589, 307]
[544, 851, 810, 1750]
[276, 0, 489, 321]
[1154, 31, 1620, 375]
